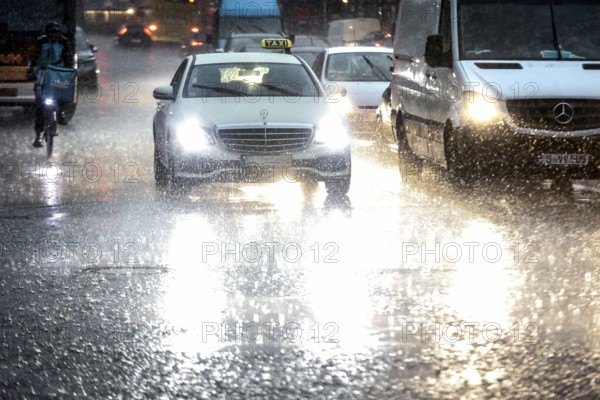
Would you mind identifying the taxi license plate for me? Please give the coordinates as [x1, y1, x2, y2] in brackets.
[538, 153, 590, 166]
[241, 154, 292, 168]
[0, 88, 18, 97]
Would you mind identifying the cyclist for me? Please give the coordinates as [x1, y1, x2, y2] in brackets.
[32, 22, 74, 148]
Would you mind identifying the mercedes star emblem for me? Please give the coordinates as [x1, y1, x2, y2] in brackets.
[553, 102, 575, 125]
[260, 109, 269, 119]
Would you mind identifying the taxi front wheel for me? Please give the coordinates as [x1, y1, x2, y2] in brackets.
[154, 145, 169, 188]
[325, 176, 351, 196]
[165, 150, 190, 196]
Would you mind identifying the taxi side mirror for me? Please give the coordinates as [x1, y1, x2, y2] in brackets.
[153, 86, 174, 100]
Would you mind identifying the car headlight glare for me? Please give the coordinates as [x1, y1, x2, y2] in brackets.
[464, 91, 502, 123]
[175, 120, 214, 151]
[314, 117, 350, 149]
[332, 95, 355, 115]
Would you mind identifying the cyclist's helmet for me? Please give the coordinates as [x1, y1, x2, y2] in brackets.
[45, 22, 61, 35]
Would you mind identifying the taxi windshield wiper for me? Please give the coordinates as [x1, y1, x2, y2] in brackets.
[192, 83, 247, 97]
[257, 82, 300, 96]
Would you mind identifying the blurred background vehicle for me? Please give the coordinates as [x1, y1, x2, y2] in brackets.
[291, 35, 329, 47]
[76, 26, 99, 85]
[215, 0, 283, 51]
[291, 46, 327, 68]
[143, 0, 208, 43]
[115, 23, 152, 46]
[289, 35, 328, 66]
[326, 18, 381, 47]
[181, 30, 213, 57]
[358, 31, 392, 47]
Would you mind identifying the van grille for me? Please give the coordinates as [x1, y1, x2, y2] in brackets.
[506, 99, 600, 131]
[217, 124, 313, 153]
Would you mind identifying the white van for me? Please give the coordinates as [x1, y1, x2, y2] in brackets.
[327, 18, 381, 47]
[387, 0, 600, 181]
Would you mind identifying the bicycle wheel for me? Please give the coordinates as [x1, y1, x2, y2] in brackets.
[45, 110, 56, 159]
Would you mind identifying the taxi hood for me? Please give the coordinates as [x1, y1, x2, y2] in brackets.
[176, 97, 339, 126]
[458, 61, 600, 100]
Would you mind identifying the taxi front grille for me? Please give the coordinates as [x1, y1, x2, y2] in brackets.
[217, 126, 313, 153]
[506, 99, 600, 131]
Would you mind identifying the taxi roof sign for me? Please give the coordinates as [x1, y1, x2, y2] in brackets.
[261, 38, 293, 49]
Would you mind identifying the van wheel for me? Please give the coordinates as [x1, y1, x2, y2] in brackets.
[394, 112, 412, 157]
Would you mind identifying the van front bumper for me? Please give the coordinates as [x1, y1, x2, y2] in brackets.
[454, 124, 600, 179]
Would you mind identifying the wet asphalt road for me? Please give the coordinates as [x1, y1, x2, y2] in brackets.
[1, 34, 600, 399]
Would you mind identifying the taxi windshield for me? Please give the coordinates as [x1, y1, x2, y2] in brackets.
[184, 62, 321, 98]
[458, 0, 600, 61]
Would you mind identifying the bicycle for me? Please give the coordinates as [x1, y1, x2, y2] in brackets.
[39, 65, 76, 158]
[41, 96, 58, 158]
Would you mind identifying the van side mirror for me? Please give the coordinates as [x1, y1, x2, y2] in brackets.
[425, 34, 451, 68]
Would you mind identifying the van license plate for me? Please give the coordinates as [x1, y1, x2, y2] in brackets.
[538, 153, 590, 166]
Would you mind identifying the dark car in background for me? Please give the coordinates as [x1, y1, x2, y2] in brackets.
[76, 26, 99, 85]
[115, 23, 152, 46]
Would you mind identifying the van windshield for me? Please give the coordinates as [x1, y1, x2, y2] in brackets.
[458, 0, 600, 61]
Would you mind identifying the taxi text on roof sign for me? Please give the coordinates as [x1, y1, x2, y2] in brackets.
[261, 39, 293, 49]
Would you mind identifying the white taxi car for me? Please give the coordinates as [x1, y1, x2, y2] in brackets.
[152, 40, 351, 195]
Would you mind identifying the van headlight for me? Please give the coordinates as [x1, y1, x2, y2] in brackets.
[314, 116, 350, 149]
[463, 91, 503, 124]
[174, 120, 214, 151]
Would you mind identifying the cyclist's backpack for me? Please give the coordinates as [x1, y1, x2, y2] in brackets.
[41, 65, 77, 103]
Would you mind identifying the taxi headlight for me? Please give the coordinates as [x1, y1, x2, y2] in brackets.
[463, 91, 503, 123]
[314, 117, 350, 149]
[174, 120, 214, 151]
